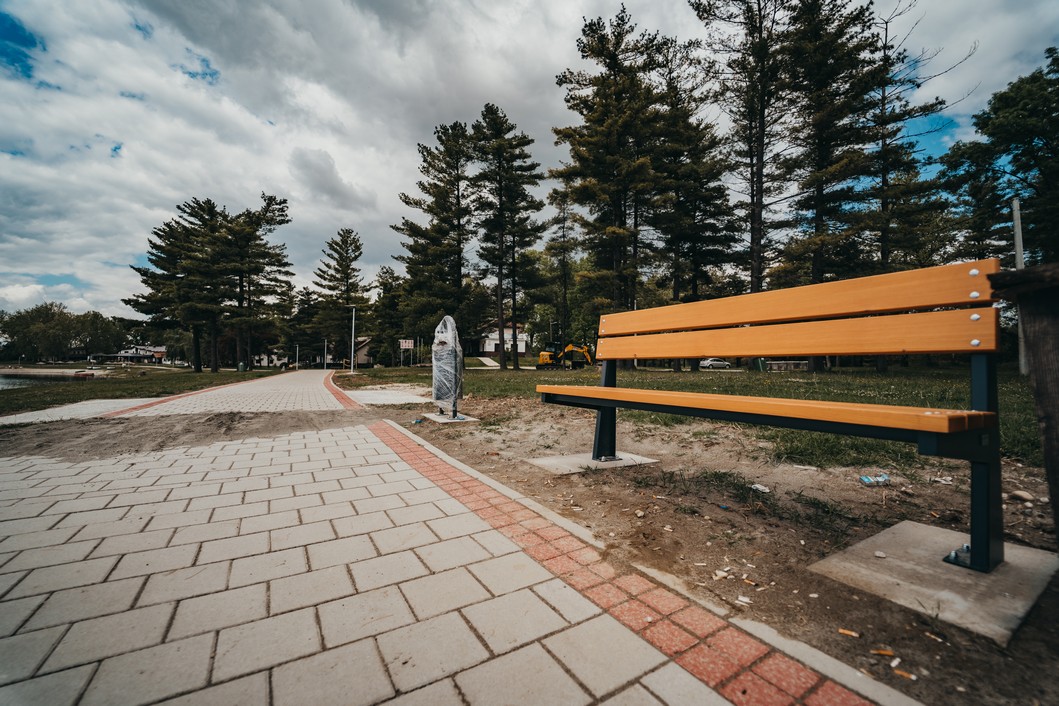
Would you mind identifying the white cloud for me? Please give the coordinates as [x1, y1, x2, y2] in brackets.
[1, 0, 1055, 318]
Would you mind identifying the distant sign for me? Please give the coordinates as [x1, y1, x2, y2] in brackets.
[399, 339, 414, 349]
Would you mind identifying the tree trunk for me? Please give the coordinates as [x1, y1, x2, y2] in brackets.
[191, 325, 203, 373]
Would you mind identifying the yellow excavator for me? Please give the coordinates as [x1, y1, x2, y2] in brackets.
[536, 343, 593, 370]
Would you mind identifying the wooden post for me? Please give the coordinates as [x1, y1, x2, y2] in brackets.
[989, 263, 1059, 531]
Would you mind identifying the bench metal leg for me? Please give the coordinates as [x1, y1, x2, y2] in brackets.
[943, 353, 1004, 572]
[592, 361, 620, 461]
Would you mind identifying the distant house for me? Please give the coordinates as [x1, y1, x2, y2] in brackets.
[93, 346, 166, 364]
[481, 328, 529, 356]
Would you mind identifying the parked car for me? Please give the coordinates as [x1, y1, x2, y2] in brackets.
[699, 357, 731, 370]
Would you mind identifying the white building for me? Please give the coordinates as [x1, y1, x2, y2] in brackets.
[481, 328, 530, 355]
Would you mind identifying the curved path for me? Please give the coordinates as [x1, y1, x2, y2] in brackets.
[0, 372, 917, 706]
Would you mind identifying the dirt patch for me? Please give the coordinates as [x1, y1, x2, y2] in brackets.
[2, 399, 1055, 705]
[409, 396, 1058, 706]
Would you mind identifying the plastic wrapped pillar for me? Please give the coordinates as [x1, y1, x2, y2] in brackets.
[431, 316, 464, 419]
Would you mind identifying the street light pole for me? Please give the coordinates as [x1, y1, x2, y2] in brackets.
[324, 339, 327, 370]
[295, 344, 299, 371]
[350, 306, 356, 373]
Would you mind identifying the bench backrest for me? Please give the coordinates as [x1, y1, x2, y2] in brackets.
[595, 259, 1000, 360]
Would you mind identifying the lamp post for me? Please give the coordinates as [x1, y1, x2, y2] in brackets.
[350, 305, 357, 373]
[323, 339, 327, 370]
[295, 344, 299, 371]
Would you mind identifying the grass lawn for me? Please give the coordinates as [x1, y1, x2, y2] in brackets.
[0, 367, 280, 417]
[340, 361, 1041, 468]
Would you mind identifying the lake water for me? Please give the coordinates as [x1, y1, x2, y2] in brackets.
[0, 376, 54, 391]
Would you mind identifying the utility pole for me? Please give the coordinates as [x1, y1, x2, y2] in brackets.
[350, 306, 356, 373]
[295, 344, 299, 371]
[324, 339, 327, 371]
[1013, 198, 1028, 375]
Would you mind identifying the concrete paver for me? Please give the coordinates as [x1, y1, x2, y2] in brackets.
[0, 371, 916, 705]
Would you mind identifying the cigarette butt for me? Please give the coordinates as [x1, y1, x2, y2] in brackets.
[838, 629, 860, 638]
[871, 649, 894, 656]
[893, 669, 918, 680]
[924, 632, 944, 642]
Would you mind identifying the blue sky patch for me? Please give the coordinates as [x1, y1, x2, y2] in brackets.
[0, 10, 43, 80]
[110, 142, 123, 157]
[36, 273, 87, 288]
[132, 18, 153, 40]
[120, 90, 145, 100]
[176, 49, 219, 85]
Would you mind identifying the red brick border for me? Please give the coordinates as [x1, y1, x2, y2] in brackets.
[369, 421, 879, 706]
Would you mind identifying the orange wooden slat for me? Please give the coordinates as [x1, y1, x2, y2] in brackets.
[594, 308, 997, 360]
[536, 385, 997, 434]
[598, 259, 999, 336]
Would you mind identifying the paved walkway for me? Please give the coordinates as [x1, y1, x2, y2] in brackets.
[0, 372, 916, 705]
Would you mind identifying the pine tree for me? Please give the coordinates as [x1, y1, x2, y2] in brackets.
[778, 0, 882, 285]
[690, 0, 791, 292]
[471, 103, 545, 370]
[313, 228, 368, 365]
[392, 122, 481, 342]
[938, 141, 1014, 263]
[554, 7, 662, 312]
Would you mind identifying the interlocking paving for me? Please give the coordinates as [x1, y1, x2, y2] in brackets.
[0, 371, 902, 705]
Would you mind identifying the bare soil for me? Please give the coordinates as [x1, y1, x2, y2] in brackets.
[1, 397, 1055, 705]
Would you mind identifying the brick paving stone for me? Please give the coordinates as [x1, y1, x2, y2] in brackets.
[434, 498, 468, 516]
[383, 679, 462, 706]
[196, 532, 269, 564]
[542, 554, 582, 576]
[427, 513, 491, 540]
[187, 493, 243, 511]
[298, 502, 355, 524]
[400, 567, 490, 619]
[0, 664, 94, 706]
[109, 490, 171, 507]
[71, 516, 150, 541]
[414, 535, 491, 572]
[0, 625, 65, 685]
[640, 662, 732, 706]
[638, 587, 689, 616]
[146, 509, 212, 531]
[321, 487, 371, 504]
[270, 565, 354, 614]
[468, 552, 553, 596]
[213, 608, 321, 681]
[371, 522, 439, 554]
[754, 652, 821, 698]
[378, 611, 488, 693]
[386, 503, 445, 526]
[158, 673, 267, 706]
[270, 520, 335, 550]
[613, 574, 655, 596]
[170, 519, 239, 545]
[462, 588, 568, 654]
[676, 643, 743, 688]
[0, 527, 78, 553]
[543, 614, 667, 698]
[240, 509, 300, 534]
[42, 603, 172, 671]
[306, 534, 376, 570]
[7, 555, 117, 598]
[670, 604, 728, 638]
[22, 577, 142, 631]
[168, 584, 267, 640]
[641, 619, 699, 656]
[609, 599, 663, 633]
[0, 594, 45, 636]
[533, 578, 602, 624]
[138, 562, 229, 606]
[722, 670, 796, 706]
[353, 495, 405, 515]
[332, 511, 393, 537]
[110, 544, 198, 580]
[81, 634, 213, 706]
[40, 496, 113, 516]
[525, 542, 563, 561]
[470, 530, 518, 557]
[318, 585, 415, 648]
[53, 508, 129, 528]
[90, 528, 173, 557]
[272, 639, 395, 706]
[708, 627, 771, 667]
[244, 486, 292, 503]
[0, 539, 97, 573]
[350, 550, 428, 592]
[584, 582, 629, 610]
[456, 643, 591, 706]
[604, 685, 663, 705]
[564, 567, 607, 591]
[230, 547, 306, 587]
[123, 500, 189, 518]
[804, 680, 874, 706]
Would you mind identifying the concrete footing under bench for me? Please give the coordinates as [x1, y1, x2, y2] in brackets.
[527, 452, 659, 476]
[809, 520, 1059, 645]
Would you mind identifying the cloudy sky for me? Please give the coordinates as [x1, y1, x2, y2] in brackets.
[1, 0, 1056, 318]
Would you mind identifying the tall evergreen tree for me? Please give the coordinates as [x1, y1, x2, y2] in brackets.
[938, 141, 1014, 263]
[690, 0, 791, 292]
[544, 182, 579, 345]
[313, 228, 369, 365]
[554, 7, 662, 312]
[777, 0, 882, 286]
[392, 122, 481, 342]
[471, 103, 545, 370]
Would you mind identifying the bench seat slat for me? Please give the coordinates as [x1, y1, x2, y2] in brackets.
[599, 259, 998, 336]
[595, 308, 997, 360]
[536, 385, 996, 434]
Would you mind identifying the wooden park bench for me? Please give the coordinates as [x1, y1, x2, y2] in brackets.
[538, 259, 1005, 572]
